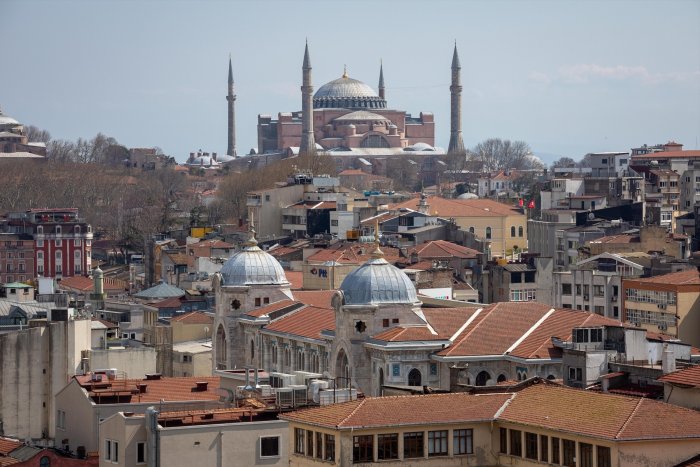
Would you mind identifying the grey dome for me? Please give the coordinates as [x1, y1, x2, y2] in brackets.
[220, 243, 288, 286]
[339, 257, 418, 305]
[314, 75, 387, 110]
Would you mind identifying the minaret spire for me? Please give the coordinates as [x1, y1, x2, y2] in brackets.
[226, 55, 237, 157]
[448, 42, 466, 156]
[378, 60, 385, 100]
[299, 41, 316, 158]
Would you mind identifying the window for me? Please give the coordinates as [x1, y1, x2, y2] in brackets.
[430, 363, 438, 376]
[40, 457, 50, 467]
[525, 432, 538, 459]
[294, 428, 304, 455]
[382, 318, 389, 327]
[562, 283, 572, 295]
[260, 436, 280, 458]
[539, 435, 548, 462]
[511, 226, 516, 237]
[315, 432, 322, 459]
[403, 432, 424, 458]
[509, 429, 522, 456]
[499, 428, 507, 453]
[353, 435, 373, 463]
[378, 433, 398, 460]
[580, 442, 593, 467]
[597, 445, 611, 467]
[551, 437, 560, 464]
[306, 430, 314, 458]
[104, 440, 111, 461]
[485, 227, 492, 239]
[255, 297, 261, 307]
[136, 442, 146, 463]
[453, 429, 473, 455]
[563, 439, 576, 467]
[428, 430, 448, 457]
[55, 239, 61, 247]
[331, 220, 338, 226]
[518, 226, 523, 237]
[324, 434, 335, 462]
[57, 410, 66, 429]
[265, 194, 270, 202]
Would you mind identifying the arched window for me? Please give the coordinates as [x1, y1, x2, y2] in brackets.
[360, 135, 390, 148]
[336, 349, 350, 386]
[378, 368, 384, 396]
[485, 227, 492, 240]
[408, 368, 422, 386]
[519, 226, 524, 237]
[56, 226, 61, 235]
[469, 227, 475, 234]
[511, 226, 516, 237]
[497, 374, 507, 383]
[40, 457, 50, 467]
[475, 371, 491, 386]
[215, 325, 227, 370]
[250, 339, 255, 361]
[75, 225, 81, 234]
[37, 226, 43, 234]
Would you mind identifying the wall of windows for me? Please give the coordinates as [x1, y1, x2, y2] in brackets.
[510, 289, 536, 302]
[499, 429, 612, 467]
[625, 288, 676, 304]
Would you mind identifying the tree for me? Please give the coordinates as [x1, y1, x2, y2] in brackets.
[551, 157, 577, 169]
[24, 125, 51, 143]
[469, 138, 534, 172]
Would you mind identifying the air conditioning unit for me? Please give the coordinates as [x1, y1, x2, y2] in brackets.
[294, 371, 324, 385]
[269, 372, 295, 388]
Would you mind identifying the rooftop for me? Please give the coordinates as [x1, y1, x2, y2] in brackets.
[389, 196, 521, 218]
[629, 269, 700, 286]
[74, 375, 221, 404]
[406, 240, 479, 260]
[169, 311, 213, 325]
[263, 305, 335, 341]
[658, 365, 700, 389]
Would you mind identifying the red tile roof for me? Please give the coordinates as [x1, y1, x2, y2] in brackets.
[0, 438, 21, 456]
[293, 290, 336, 309]
[589, 234, 638, 244]
[77, 376, 221, 404]
[169, 311, 213, 325]
[307, 243, 400, 264]
[630, 269, 700, 285]
[189, 239, 233, 249]
[437, 303, 625, 359]
[389, 196, 522, 218]
[281, 392, 513, 429]
[658, 365, 700, 388]
[632, 150, 700, 159]
[371, 326, 444, 342]
[151, 296, 183, 309]
[243, 299, 298, 318]
[500, 383, 700, 441]
[407, 240, 480, 260]
[58, 275, 127, 292]
[263, 306, 335, 340]
[285, 271, 303, 290]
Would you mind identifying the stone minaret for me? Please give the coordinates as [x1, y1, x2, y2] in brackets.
[299, 41, 316, 157]
[378, 60, 385, 101]
[448, 43, 466, 156]
[227, 55, 237, 157]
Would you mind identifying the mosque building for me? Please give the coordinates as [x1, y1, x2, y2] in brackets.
[211, 221, 619, 397]
[0, 106, 46, 159]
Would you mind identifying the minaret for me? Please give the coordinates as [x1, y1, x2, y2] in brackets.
[448, 43, 466, 156]
[378, 60, 385, 101]
[299, 41, 316, 157]
[227, 55, 237, 157]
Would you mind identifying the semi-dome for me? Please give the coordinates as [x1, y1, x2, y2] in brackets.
[314, 72, 387, 110]
[339, 256, 418, 305]
[220, 237, 288, 286]
[0, 108, 20, 127]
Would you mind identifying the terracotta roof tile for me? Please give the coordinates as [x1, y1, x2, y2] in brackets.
[293, 290, 336, 309]
[244, 299, 298, 318]
[286, 271, 303, 290]
[389, 196, 521, 218]
[371, 326, 443, 342]
[76, 376, 221, 404]
[263, 306, 335, 340]
[630, 269, 700, 285]
[407, 240, 480, 260]
[632, 150, 700, 159]
[169, 311, 213, 325]
[280, 392, 513, 429]
[501, 383, 700, 441]
[58, 275, 127, 292]
[658, 365, 700, 388]
[151, 296, 183, 309]
[0, 438, 21, 456]
[422, 307, 479, 338]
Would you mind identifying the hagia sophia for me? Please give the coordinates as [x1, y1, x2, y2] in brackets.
[214, 43, 467, 175]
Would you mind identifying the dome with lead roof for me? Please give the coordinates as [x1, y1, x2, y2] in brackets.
[339, 256, 418, 305]
[313, 71, 387, 110]
[220, 236, 288, 286]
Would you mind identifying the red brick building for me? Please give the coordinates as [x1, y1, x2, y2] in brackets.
[4, 208, 92, 279]
[0, 233, 35, 283]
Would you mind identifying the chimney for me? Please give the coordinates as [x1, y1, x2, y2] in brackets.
[212, 152, 217, 161]
[254, 369, 260, 389]
[244, 368, 253, 391]
[662, 344, 676, 374]
[193, 381, 208, 392]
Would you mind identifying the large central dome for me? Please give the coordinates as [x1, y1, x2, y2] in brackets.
[314, 73, 387, 110]
[339, 257, 418, 305]
[220, 241, 288, 286]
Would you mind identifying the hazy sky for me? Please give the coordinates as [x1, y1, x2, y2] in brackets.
[2, 0, 699, 163]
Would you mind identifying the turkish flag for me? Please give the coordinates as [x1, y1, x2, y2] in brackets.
[527, 200, 535, 209]
[518, 199, 524, 207]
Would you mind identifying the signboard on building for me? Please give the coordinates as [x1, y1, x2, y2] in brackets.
[417, 287, 452, 300]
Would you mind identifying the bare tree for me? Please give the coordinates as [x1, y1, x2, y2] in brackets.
[551, 156, 577, 169]
[469, 138, 534, 172]
[24, 125, 51, 143]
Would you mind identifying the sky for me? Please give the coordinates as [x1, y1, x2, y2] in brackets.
[1, 0, 699, 164]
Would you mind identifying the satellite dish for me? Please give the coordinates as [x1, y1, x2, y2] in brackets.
[588, 212, 595, 220]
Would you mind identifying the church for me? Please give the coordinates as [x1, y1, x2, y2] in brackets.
[211, 224, 622, 397]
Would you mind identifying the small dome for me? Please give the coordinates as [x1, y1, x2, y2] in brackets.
[314, 74, 387, 110]
[0, 110, 20, 127]
[339, 257, 418, 305]
[220, 242, 288, 286]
